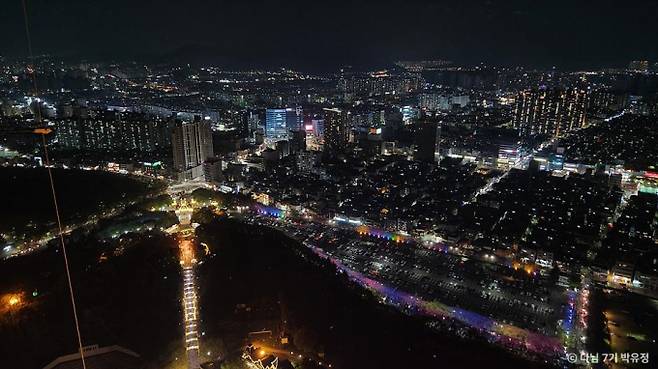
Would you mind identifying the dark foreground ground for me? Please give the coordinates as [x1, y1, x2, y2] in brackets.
[195, 216, 550, 369]
[0, 231, 181, 369]
[0, 166, 161, 239]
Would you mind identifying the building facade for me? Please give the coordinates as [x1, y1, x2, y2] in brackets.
[513, 88, 587, 137]
[323, 108, 349, 155]
[265, 107, 302, 141]
[172, 118, 214, 179]
[53, 110, 173, 156]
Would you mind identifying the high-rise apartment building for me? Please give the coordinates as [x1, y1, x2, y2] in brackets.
[52, 110, 173, 157]
[513, 88, 587, 137]
[419, 93, 470, 111]
[172, 118, 214, 179]
[323, 108, 349, 155]
[413, 121, 438, 162]
[218, 109, 250, 138]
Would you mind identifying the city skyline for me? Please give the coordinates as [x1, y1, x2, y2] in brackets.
[1, 2, 658, 369]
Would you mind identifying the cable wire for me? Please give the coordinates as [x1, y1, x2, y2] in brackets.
[21, 1, 88, 367]
[41, 135, 88, 369]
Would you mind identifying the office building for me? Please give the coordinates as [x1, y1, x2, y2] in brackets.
[497, 143, 522, 170]
[265, 107, 303, 141]
[265, 108, 287, 140]
[400, 106, 418, 124]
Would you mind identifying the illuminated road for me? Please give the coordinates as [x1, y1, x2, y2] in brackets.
[179, 237, 201, 369]
[3, 203, 134, 260]
[465, 134, 562, 206]
[175, 196, 202, 369]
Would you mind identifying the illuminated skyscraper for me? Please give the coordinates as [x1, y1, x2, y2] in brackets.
[265, 107, 303, 141]
[265, 108, 287, 140]
[513, 88, 587, 137]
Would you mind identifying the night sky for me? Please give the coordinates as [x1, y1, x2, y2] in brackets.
[2, 0, 657, 70]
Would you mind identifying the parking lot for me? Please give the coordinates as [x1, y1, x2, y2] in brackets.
[247, 213, 570, 339]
